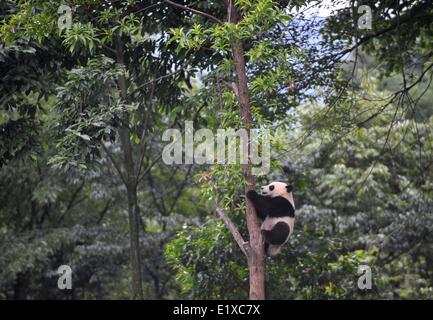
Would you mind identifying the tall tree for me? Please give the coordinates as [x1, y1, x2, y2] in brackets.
[166, 0, 308, 299]
[0, 0, 208, 298]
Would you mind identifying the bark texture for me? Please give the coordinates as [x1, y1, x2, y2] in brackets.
[228, 1, 265, 300]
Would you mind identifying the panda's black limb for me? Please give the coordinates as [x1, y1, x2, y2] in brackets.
[262, 222, 290, 245]
[264, 242, 270, 255]
[246, 190, 268, 220]
[246, 190, 295, 219]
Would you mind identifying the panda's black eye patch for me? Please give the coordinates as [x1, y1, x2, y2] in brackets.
[269, 185, 275, 191]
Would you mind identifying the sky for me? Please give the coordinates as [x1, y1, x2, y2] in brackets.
[292, 0, 349, 18]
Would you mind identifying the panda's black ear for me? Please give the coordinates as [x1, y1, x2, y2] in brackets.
[286, 184, 293, 192]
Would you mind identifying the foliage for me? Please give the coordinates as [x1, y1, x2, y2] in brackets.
[165, 218, 249, 299]
[1, 0, 433, 300]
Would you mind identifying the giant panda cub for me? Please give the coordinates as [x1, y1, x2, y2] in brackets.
[247, 182, 295, 256]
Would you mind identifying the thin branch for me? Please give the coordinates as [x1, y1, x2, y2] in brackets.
[355, 93, 402, 195]
[147, 172, 168, 214]
[282, 59, 433, 157]
[135, 79, 156, 178]
[164, 0, 223, 24]
[166, 165, 193, 215]
[223, 81, 239, 98]
[101, 143, 128, 185]
[96, 200, 111, 224]
[65, 180, 85, 213]
[355, 61, 433, 128]
[137, 152, 164, 184]
[57, 180, 85, 224]
[314, 2, 432, 64]
[132, 2, 163, 15]
[215, 204, 249, 257]
[129, 68, 183, 96]
[102, 43, 116, 55]
[129, 55, 194, 96]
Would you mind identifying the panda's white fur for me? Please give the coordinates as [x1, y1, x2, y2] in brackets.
[259, 182, 295, 256]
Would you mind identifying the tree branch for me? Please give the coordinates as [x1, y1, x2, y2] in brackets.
[327, 2, 432, 63]
[58, 180, 86, 225]
[96, 200, 112, 224]
[137, 152, 164, 184]
[164, 0, 223, 25]
[166, 165, 193, 215]
[215, 202, 249, 257]
[223, 80, 239, 98]
[101, 143, 128, 186]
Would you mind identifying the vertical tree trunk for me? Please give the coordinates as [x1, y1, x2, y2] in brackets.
[228, 2, 265, 300]
[114, 34, 144, 300]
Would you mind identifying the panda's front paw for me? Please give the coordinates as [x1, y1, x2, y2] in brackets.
[247, 190, 258, 200]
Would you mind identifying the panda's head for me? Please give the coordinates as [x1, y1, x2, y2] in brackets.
[260, 181, 293, 197]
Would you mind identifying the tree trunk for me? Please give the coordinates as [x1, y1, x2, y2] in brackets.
[228, 2, 265, 300]
[114, 34, 144, 300]
[13, 273, 29, 299]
